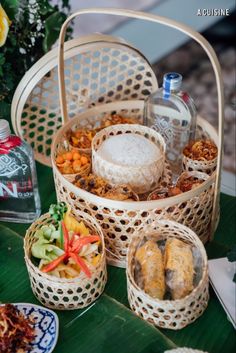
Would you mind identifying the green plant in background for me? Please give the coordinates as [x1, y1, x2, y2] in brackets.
[0, 0, 72, 119]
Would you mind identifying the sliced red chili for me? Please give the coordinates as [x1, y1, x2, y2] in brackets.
[69, 252, 91, 278]
[41, 253, 67, 273]
[69, 232, 76, 247]
[71, 235, 100, 253]
[61, 221, 70, 253]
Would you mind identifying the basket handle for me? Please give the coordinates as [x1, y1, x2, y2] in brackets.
[58, 8, 224, 241]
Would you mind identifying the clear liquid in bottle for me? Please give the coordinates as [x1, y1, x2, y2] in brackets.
[0, 119, 41, 222]
[144, 72, 197, 179]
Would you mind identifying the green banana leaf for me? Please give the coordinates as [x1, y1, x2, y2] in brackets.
[0, 224, 175, 353]
[0, 162, 236, 353]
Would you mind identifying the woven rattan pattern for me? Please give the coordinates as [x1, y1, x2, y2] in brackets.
[24, 211, 107, 310]
[183, 155, 217, 175]
[18, 40, 157, 166]
[126, 220, 209, 330]
[54, 169, 213, 268]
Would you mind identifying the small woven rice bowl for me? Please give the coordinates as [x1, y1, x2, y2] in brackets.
[92, 124, 166, 194]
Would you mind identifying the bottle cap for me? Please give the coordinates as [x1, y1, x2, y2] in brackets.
[163, 72, 182, 91]
[0, 119, 11, 140]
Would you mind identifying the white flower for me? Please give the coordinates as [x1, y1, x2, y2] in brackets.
[19, 47, 26, 54]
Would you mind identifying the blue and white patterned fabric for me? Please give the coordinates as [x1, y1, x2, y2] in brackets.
[14, 303, 59, 353]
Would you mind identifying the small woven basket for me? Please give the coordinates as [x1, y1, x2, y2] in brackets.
[54, 138, 92, 182]
[92, 124, 166, 194]
[24, 210, 107, 310]
[182, 155, 217, 175]
[147, 170, 209, 201]
[126, 219, 209, 330]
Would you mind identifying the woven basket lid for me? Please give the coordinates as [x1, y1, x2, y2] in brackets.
[11, 34, 158, 166]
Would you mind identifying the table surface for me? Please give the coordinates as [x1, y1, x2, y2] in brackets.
[0, 161, 236, 353]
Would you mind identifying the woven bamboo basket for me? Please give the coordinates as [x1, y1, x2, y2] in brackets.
[24, 210, 107, 310]
[126, 219, 209, 330]
[12, 9, 224, 268]
[52, 100, 216, 267]
[92, 124, 166, 194]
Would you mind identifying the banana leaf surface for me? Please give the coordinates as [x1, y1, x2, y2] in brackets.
[0, 162, 235, 353]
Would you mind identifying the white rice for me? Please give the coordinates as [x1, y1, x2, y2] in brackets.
[97, 133, 161, 166]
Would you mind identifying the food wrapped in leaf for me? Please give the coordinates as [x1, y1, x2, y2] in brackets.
[135, 240, 165, 299]
[164, 238, 194, 299]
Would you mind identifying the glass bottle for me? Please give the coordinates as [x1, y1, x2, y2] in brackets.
[0, 119, 41, 222]
[144, 72, 197, 179]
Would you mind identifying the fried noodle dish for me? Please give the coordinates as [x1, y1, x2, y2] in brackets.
[0, 304, 35, 353]
[183, 139, 218, 161]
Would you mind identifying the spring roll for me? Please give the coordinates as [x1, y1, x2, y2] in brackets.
[164, 238, 194, 299]
[135, 240, 165, 299]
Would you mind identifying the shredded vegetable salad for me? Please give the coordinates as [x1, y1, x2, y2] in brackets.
[31, 202, 101, 278]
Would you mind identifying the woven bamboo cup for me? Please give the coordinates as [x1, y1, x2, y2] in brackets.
[182, 154, 217, 176]
[92, 124, 166, 194]
[177, 170, 209, 186]
[55, 142, 91, 183]
[147, 171, 209, 201]
[24, 210, 107, 310]
[126, 219, 209, 330]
